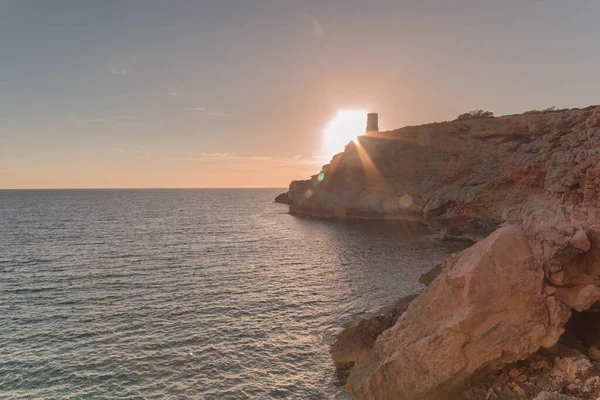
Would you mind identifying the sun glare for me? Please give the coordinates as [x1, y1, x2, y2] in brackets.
[323, 110, 368, 158]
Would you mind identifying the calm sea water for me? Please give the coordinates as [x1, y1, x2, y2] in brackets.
[0, 189, 466, 399]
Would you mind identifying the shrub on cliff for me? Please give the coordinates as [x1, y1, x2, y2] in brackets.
[523, 106, 559, 115]
[456, 110, 494, 120]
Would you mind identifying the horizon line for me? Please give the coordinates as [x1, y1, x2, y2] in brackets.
[0, 187, 288, 191]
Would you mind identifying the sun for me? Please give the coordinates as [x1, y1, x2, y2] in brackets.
[322, 109, 368, 158]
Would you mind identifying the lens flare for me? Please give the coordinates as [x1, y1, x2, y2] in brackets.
[322, 110, 368, 158]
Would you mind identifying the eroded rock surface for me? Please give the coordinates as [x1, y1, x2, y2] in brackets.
[347, 225, 571, 399]
[461, 342, 600, 399]
[284, 106, 600, 239]
[534, 393, 582, 400]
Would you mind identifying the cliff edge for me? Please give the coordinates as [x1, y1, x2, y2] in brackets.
[281, 106, 600, 241]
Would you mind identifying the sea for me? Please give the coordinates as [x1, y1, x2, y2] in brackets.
[0, 189, 466, 399]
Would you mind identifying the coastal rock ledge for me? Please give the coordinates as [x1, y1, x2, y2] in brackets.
[280, 106, 600, 241]
[280, 106, 600, 399]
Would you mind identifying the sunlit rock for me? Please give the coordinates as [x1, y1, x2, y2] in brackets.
[346, 225, 571, 399]
[285, 106, 600, 240]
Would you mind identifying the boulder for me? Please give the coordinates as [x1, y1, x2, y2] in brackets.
[570, 230, 591, 252]
[555, 285, 600, 312]
[346, 225, 571, 400]
[589, 346, 600, 362]
[552, 354, 595, 381]
[330, 294, 417, 374]
[418, 264, 442, 286]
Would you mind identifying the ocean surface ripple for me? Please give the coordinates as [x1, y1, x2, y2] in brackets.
[0, 189, 466, 399]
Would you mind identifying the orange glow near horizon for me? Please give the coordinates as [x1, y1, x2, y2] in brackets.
[322, 110, 368, 158]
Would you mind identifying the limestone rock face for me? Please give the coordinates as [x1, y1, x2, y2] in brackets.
[284, 106, 600, 239]
[337, 203, 600, 399]
[554, 285, 600, 312]
[346, 225, 571, 400]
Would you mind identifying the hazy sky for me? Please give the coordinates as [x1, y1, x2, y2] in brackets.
[2, 0, 600, 188]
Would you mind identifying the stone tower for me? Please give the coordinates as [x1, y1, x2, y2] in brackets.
[366, 113, 379, 133]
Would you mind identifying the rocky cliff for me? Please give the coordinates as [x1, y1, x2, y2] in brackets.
[281, 106, 600, 399]
[339, 204, 600, 400]
[282, 106, 600, 241]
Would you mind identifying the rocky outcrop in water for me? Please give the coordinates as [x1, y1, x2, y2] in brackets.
[284, 106, 600, 399]
[330, 294, 417, 376]
[274, 192, 291, 204]
[417, 264, 441, 286]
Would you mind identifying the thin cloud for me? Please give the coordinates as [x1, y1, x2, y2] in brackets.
[176, 153, 321, 165]
[68, 117, 106, 124]
[99, 147, 323, 167]
[68, 115, 135, 124]
[293, 155, 302, 159]
[175, 153, 234, 161]
[106, 147, 160, 155]
[305, 14, 323, 36]
[199, 152, 233, 157]
[167, 92, 178, 97]
[108, 66, 129, 76]
[184, 108, 231, 117]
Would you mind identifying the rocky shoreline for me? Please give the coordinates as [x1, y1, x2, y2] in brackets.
[279, 106, 600, 399]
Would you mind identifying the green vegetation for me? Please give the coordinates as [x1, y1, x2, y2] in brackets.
[456, 110, 494, 121]
[523, 106, 558, 115]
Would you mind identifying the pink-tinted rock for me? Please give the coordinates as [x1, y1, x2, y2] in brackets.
[589, 346, 600, 362]
[534, 392, 581, 400]
[555, 285, 600, 312]
[544, 284, 558, 295]
[346, 226, 571, 400]
[552, 354, 595, 381]
[329, 294, 417, 373]
[570, 230, 591, 252]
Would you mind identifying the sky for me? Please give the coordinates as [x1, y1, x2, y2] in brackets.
[2, 0, 600, 188]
